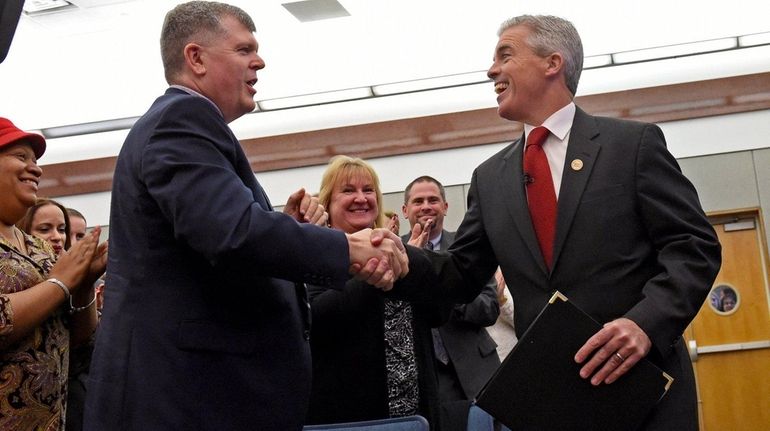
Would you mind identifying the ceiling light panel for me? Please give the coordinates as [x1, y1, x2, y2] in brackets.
[258, 87, 372, 110]
[373, 71, 490, 96]
[22, 0, 75, 15]
[739, 31, 770, 47]
[613, 37, 738, 64]
[282, 0, 350, 22]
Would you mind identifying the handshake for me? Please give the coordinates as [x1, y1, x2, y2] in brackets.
[346, 229, 410, 291]
[283, 188, 409, 291]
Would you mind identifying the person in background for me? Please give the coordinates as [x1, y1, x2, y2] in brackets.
[485, 268, 517, 361]
[63, 209, 96, 431]
[719, 287, 738, 312]
[384, 210, 400, 235]
[0, 117, 106, 430]
[94, 276, 106, 315]
[16, 197, 71, 256]
[67, 208, 88, 245]
[401, 175, 499, 431]
[307, 156, 446, 429]
[83, 3, 408, 431]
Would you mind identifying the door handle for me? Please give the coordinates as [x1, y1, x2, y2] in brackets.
[688, 339, 698, 362]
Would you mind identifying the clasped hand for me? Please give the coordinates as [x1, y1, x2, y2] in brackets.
[347, 228, 409, 291]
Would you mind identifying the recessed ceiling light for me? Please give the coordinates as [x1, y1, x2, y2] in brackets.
[282, 0, 350, 23]
[22, 0, 75, 15]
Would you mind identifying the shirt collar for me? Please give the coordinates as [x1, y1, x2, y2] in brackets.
[523, 101, 576, 141]
[169, 85, 224, 119]
[429, 231, 443, 250]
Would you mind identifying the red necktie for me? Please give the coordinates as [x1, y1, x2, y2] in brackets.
[524, 126, 556, 268]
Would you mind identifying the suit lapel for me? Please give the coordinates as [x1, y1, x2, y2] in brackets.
[223, 125, 274, 212]
[552, 108, 600, 267]
[498, 136, 547, 272]
[439, 230, 454, 250]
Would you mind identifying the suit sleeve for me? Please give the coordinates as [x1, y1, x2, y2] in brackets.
[140, 99, 350, 288]
[624, 124, 721, 356]
[451, 277, 500, 327]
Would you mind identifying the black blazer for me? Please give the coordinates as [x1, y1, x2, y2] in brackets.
[84, 89, 351, 431]
[397, 107, 721, 430]
[306, 279, 445, 429]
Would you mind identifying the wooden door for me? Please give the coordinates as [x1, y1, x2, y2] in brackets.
[685, 210, 770, 430]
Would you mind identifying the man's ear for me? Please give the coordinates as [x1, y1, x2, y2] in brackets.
[544, 52, 564, 78]
[184, 43, 206, 75]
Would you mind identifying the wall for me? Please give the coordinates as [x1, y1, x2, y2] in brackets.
[55, 109, 770, 248]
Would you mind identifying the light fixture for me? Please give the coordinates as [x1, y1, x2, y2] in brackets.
[372, 71, 490, 96]
[583, 54, 613, 69]
[22, 0, 75, 15]
[612, 37, 738, 64]
[41, 116, 138, 139]
[739, 31, 770, 48]
[282, 0, 349, 22]
[257, 87, 372, 111]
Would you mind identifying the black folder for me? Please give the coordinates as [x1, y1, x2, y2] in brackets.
[475, 291, 673, 431]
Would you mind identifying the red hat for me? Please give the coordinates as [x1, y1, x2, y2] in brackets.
[0, 117, 46, 158]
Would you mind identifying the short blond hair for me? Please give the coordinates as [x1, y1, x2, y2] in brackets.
[319, 155, 385, 229]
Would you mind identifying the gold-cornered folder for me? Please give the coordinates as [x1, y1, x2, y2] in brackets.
[475, 291, 674, 431]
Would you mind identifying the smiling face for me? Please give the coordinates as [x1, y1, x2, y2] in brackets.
[329, 173, 379, 234]
[194, 15, 265, 123]
[0, 142, 42, 225]
[402, 181, 448, 237]
[487, 25, 553, 124]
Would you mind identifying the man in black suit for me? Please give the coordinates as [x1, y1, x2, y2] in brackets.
[401, 176, 500, 431]
[390, 15, 721, 430]
[83, 2, 407, 430]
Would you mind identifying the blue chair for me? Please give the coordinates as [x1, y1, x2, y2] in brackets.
[303, 415, 430, 431]
[467, 405, 511, 431]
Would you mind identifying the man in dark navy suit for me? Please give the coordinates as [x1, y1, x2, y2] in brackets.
[83, 2, 408, 430]
[401, 176, 500, 431]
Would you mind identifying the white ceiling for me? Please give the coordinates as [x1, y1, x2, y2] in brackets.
[1, 0, 770, 136]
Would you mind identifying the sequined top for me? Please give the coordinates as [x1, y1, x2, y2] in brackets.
[383, 298, 419, 417]
[0, 232, 68, 431]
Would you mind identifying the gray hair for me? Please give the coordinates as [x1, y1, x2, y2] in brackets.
[160, 1, 256, 83]
[498, 15, 583, 96]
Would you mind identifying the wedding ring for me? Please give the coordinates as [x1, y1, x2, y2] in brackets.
[614, 352, 625, 362]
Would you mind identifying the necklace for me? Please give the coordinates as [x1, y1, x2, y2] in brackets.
[0, 226, 24, 252]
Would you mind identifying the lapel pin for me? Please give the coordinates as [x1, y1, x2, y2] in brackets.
[571, 159, 584, 171]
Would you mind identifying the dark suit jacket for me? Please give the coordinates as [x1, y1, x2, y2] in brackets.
[402, 230, 500, 399]
[396, 107, 721, 430]
[84, 88, 351, 431]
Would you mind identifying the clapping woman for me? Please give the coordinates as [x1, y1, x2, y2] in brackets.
[306, 156, 446, 428]
[0, 118, 106, 430]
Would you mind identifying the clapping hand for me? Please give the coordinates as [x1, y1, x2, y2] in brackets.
[284, 188, 329, 226]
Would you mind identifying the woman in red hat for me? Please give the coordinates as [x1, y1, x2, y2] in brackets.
[0, 117, 106, 430]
